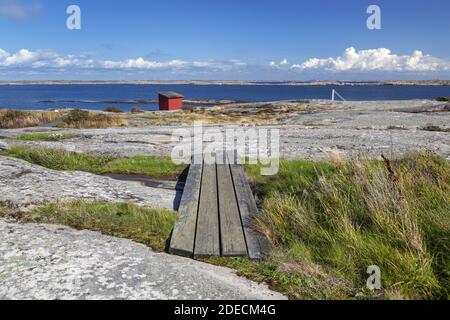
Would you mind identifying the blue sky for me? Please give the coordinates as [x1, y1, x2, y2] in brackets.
[0, 0, 449, 80]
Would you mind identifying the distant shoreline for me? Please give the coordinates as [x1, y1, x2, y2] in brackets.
[0, 80, 449, 86]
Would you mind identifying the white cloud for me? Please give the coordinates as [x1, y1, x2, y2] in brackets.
[291, 47, 450, 73]
[0, 48, 247, 74]
[0, 49, 50, 67]
[0, 0, 41, 20]
[102, 58, 184, 70]
[270, 58, 289, 69]
[0, 49, 10, 59]
[1, 47, 449, 80]
[101, 58, 245, 72]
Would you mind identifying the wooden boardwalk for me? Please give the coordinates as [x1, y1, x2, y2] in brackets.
[169, 153, 269, 260]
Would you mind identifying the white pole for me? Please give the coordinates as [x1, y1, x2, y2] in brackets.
[332, 89, 346, 101]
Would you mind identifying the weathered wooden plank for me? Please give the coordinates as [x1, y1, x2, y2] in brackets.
[169, 164, 202, 258]
[228, 152, 270, 260]
[217, 163, 248, 257]
[194, 163, 221, 258]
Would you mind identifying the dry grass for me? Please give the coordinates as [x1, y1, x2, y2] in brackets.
[0, 109, 60, 129]
[0, 109, 128, 130]
[59, 109, 128, 128]
[128, 103, 317, 125]
[130, 110, 273, 125]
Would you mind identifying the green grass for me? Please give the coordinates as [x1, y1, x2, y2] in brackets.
[11, 133, 79, 142]
[1, 201, 178, 252]
[4, 145, 114, 172]
[103, 156, 187, 178]
[244, 159, 335, 199]
[3, 145, 187, 178]
[436, 97, 450, 102]
[221, 153, 449, 300]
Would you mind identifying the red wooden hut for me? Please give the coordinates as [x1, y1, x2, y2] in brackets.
[158, 92, 184, 111]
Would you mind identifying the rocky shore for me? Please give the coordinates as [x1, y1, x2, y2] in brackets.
[1, 80, 450, 86]
[1, 100, 449, 160]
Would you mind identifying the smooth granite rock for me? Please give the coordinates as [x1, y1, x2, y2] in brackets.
[0, 220, 286, 300]
[0, 156, 177, 211]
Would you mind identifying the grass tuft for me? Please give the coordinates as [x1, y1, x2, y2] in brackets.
[4, 145, 187, 178]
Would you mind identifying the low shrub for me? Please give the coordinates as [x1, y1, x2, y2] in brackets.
[104, 106, 124, 113]
[0, 109, 60, 129]
[61, 109, 128, 128]
[131, 107, 145, 113]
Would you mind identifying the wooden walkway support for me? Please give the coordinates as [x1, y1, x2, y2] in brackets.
[169, 153, 269, 260]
